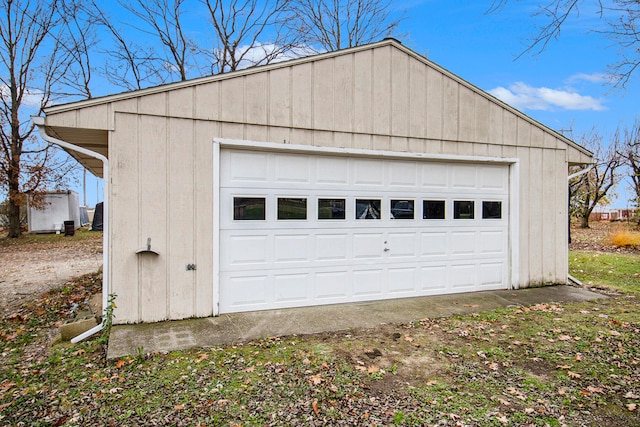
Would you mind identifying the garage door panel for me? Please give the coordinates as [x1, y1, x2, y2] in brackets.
[421, 265, 448, 292]
[316, 234, 349, 261]
[226, 151, 269, 183]
[479, 231, 506, 254]
[221, 274, 270, 311]
[353, 233, 384, 259]
[388, 161, 418, 187]
[316, 271, 350, 299]
[354, 159, 384, 186]
[387, 232, 418, 257]
[451, 231, 476, 255]
[421, 232, 448, 257]
[274, 273, 310, 302]
[421, 163, 448, 188]
[274, 235, 310, 263]
[219, 148, 511, 314]
[353, 269, 384, 296]
[316, 157, 349, 185]
[451, 264, 477, 288]
[480, 262, 504, 287]
[388, 267, 418, 293]
[275, 154, 310, 184]
[225, 234, 269, 266]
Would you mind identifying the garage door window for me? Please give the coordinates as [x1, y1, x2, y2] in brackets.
[423, 200, 445, 219]
[278, 198, 307, 220]
[318, 198, 346, 220]
[356, 199, 381, 219]
[391, 200, 414, 219]
[454, 200, 474, 219]
[233, 197, 266, 220]
[482, 201, 502, 219]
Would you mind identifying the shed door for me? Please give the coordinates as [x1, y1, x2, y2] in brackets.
[218, 149, 510, 314]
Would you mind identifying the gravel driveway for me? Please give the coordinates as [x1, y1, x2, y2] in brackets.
[0, 233, 102, 317]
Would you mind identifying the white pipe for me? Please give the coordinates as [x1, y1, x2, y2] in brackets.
[568, 163, 594, 181]
[567, 274, 583, 286]
[32, 116, 110, 343]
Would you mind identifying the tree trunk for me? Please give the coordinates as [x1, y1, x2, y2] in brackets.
[580, 213, 590, 229]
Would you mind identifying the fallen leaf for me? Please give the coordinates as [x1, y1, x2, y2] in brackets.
[175, 404, 185, 410]
[115, 359, 126, 369]
[587, 386, 603, 394]
[567, 371, 581, 379]
[627, 403, 637, 411]
[308, 374, 323, 385]
[243, 366, 255, 373]
[367, 365, 380, 373]
[312, 400, 319, 416]
[73, 349, 86, 356]
[558, 335, 572, 341]
[524, 407, 535, 414]
[556, 365, 572, 370]
[426, 380, 437, 386]
[610, 330, 622, 336]
[624, 392, 640, 399]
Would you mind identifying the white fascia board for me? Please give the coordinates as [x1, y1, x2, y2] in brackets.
[213, 138, 519, 165]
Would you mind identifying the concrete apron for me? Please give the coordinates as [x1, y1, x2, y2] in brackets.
[107, 285, 605, 360]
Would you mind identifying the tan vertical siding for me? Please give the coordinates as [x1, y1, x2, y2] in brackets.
[334, 54, 354, 132]
[220, 77, 244, 123]
[516, 146, 530, 287]
[353, 50, 373, 133]
[458, 86, 475, 141]
[391, 48, 409, 136]
[194, 81, 220, 120]
[109, 114, 140, 323]
[245, 73, 268, 124]
[137, 115, 169, 322]
[269, 67, 291, 127]
[372, 46, 391, 135]
[528, 147, 544, 284]
[168, 87, 194, 118]
[139, 92, 167, 116]
[442, 78, 458, 141]
[425, 68, 443, 140]
[313, 59, 334, 130]
[292, 63, 313, 129]
[408, 57, 427, 138]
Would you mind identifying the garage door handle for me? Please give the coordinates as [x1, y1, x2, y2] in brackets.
[383, 248, 390, 252]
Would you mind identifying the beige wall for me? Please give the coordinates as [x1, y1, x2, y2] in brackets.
[44, 41, 589, 323]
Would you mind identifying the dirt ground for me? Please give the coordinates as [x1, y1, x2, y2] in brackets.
[0, 230, 102, 317]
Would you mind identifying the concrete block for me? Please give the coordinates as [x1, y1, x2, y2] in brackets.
[60, 316, 98, 341]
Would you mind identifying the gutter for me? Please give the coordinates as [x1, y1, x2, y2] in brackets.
[31, 116, 109, 343]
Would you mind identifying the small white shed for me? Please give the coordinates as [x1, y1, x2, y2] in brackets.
[28, 190, 81, 233]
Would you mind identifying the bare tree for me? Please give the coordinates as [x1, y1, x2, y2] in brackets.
[59, 0, 99, 99]
[87, 0, 175, 90]
[570, 129, 623, 228]
[286, 0, 404, 52]
[203, 0, 302, 74]
[0, 0, 80, 238]
[116, 0, 193, 82]
[618, 119, 640, 223]
[487, 0, 640, 87]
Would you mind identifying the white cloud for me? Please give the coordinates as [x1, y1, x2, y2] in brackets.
[0, 84, 44, 109]
[488, 82, 607, 111]
[565, 72, 612, 84]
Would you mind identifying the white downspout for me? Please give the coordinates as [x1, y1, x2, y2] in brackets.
[32, 116, 109, 343]
[567, 163, 594, 287]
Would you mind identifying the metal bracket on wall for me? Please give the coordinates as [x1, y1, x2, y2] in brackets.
[186, 264, 197, 271]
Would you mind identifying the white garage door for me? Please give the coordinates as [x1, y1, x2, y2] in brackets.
[218, 148, 511, 314]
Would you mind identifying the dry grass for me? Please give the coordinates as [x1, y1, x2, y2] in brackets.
[607, 228, 640, 248]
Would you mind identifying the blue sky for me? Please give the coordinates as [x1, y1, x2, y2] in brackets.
[75, 0, 638, 209]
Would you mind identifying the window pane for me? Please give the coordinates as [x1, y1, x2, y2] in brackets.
[234, 197, 265, 220]
[423, 200, 445, 219]
[482, 201, 502, 219]
[318, 198, 346, 219]
[355, 199, 381, 219]
[278, 198, 307, 220]
[453, 200, 474, 219]
[390, 199, 414, 219]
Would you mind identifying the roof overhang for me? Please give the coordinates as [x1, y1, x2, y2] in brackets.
[38, 122, 108, 177]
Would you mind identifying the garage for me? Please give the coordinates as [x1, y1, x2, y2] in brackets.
[217, 143, 514, 313]
[37, 38, 593, 324]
